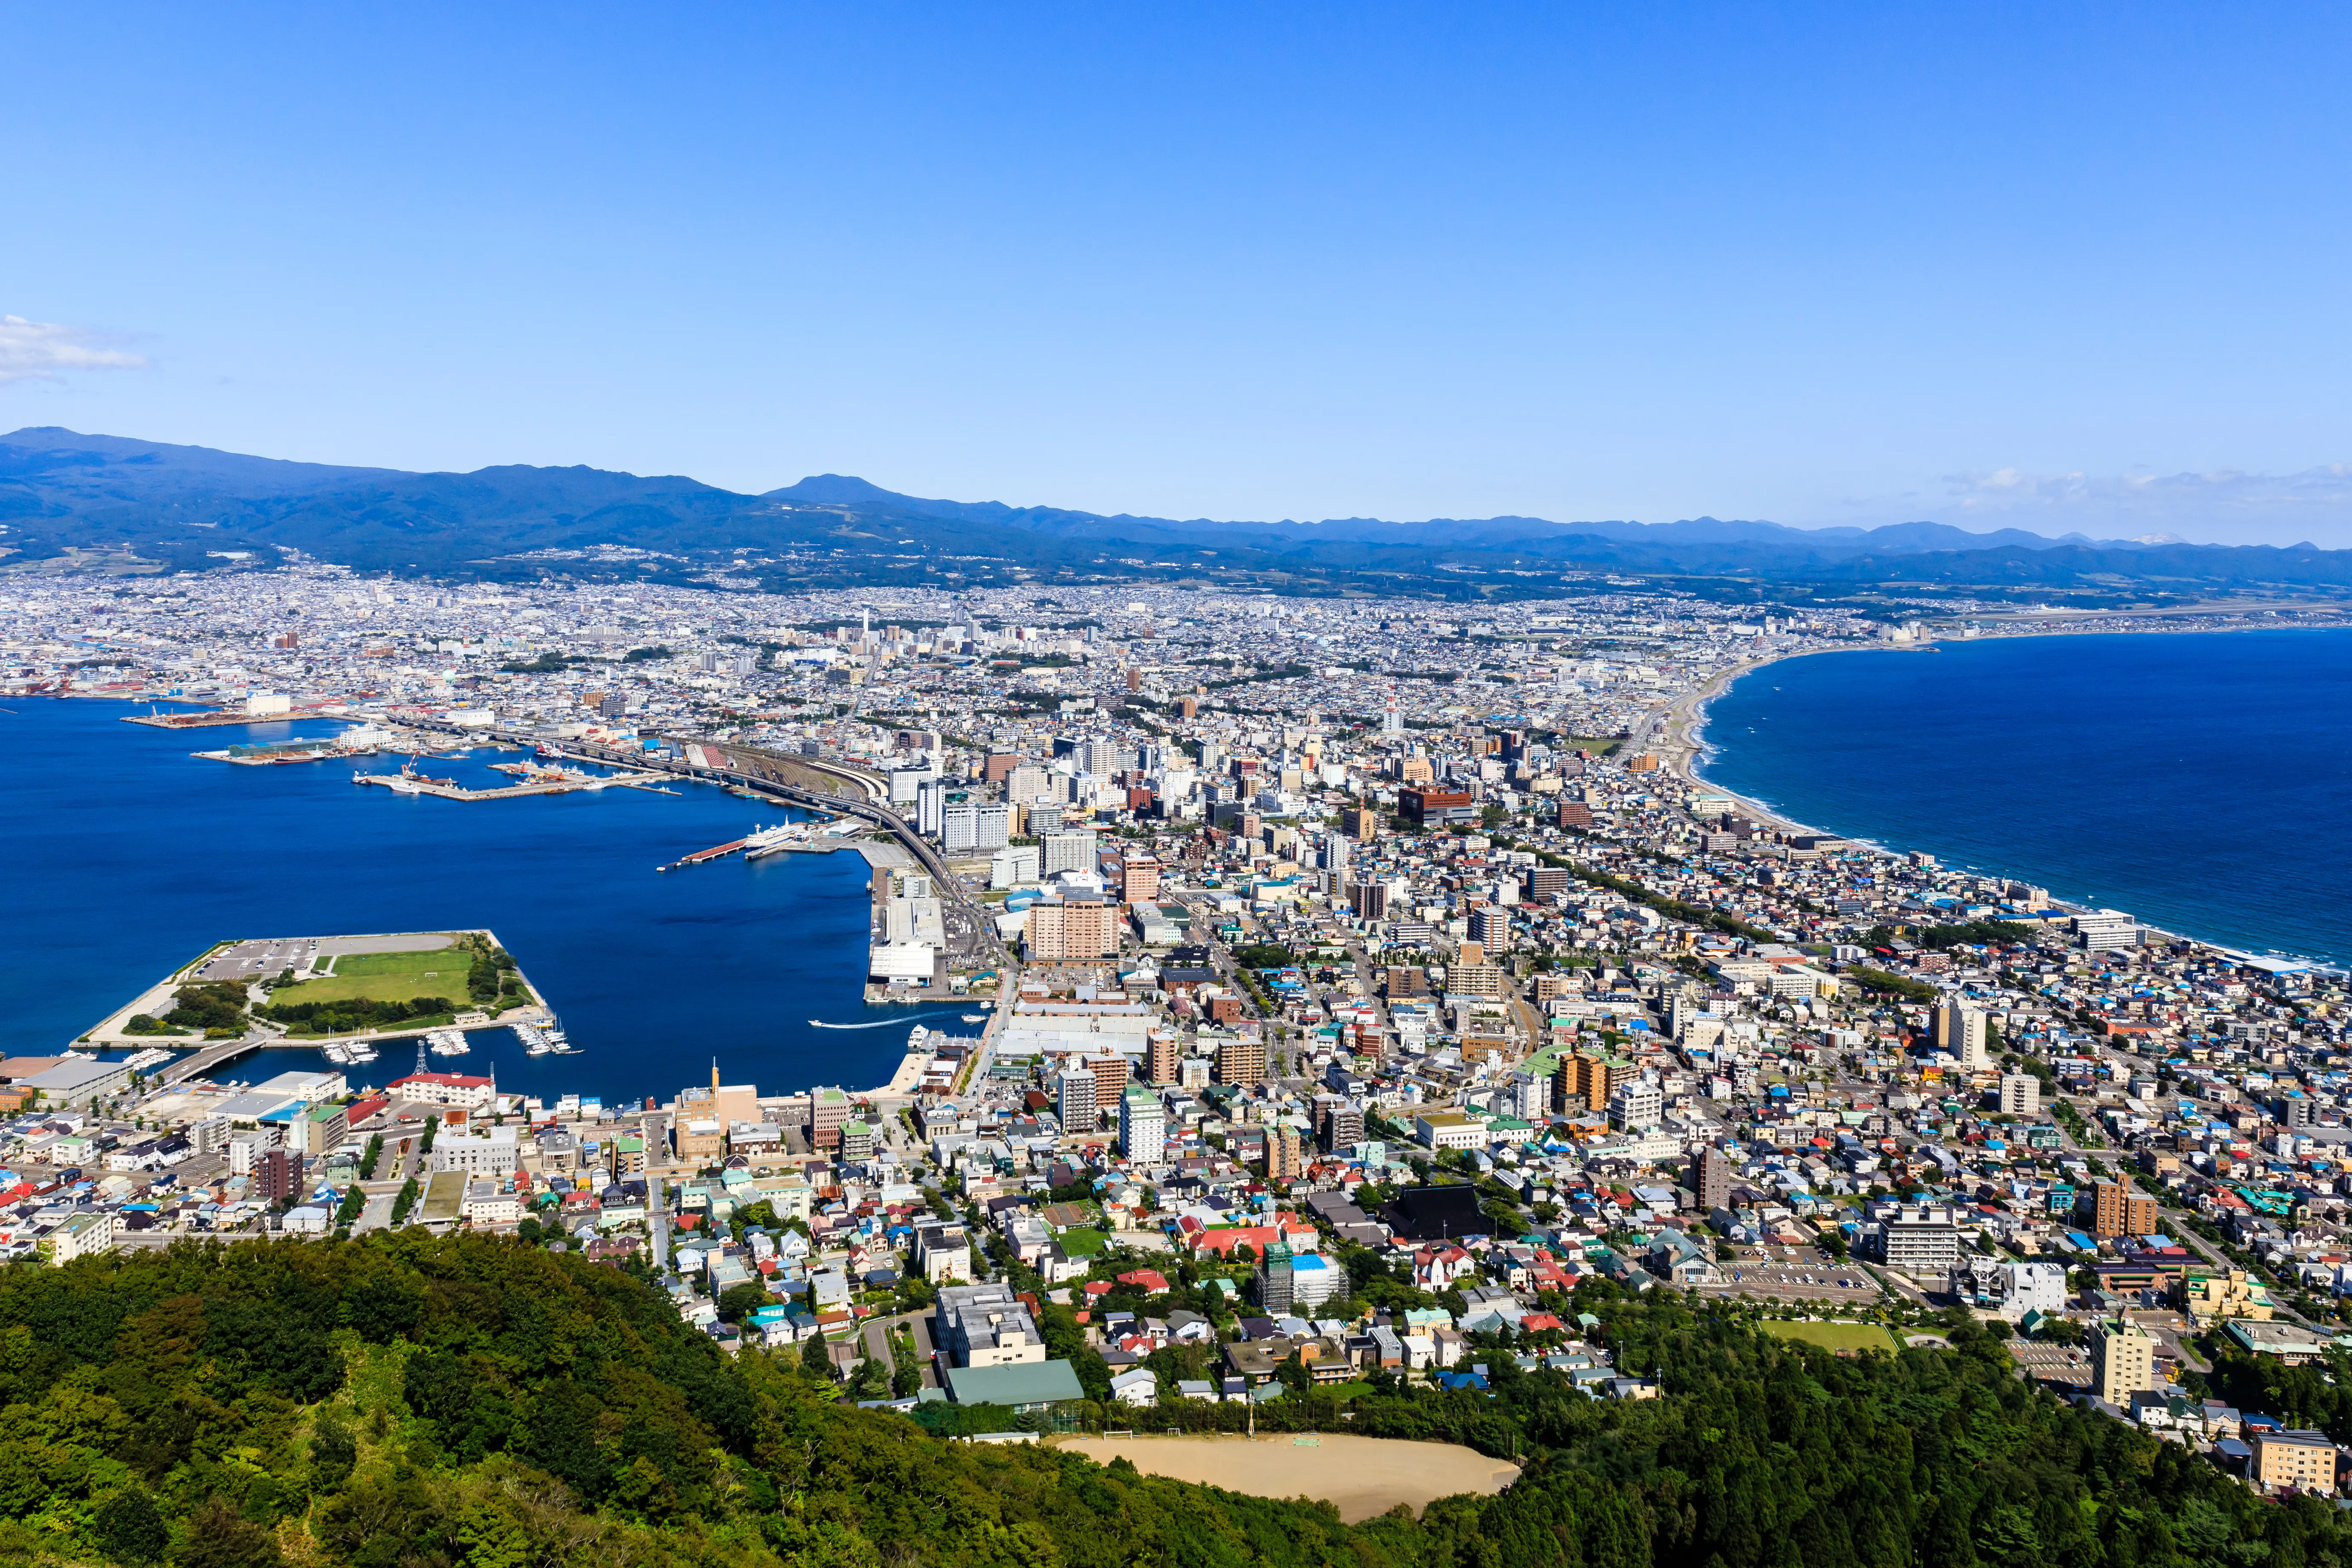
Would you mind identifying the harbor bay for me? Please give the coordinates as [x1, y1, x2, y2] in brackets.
[0, 697, 930, 1102]
[1697, 626, 2352, 964]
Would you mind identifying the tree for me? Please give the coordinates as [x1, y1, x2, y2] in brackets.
[846, 1356, 889, 1400]
[357, 1132, 384, 1180]
[716, 1281, 771, 1324]
[92, 1487, 168, 1564]
[173, 1501, 283, 1568]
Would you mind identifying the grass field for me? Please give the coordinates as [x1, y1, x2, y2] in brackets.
[271, 973, 464, 1006]
[329, 948, 461, 979]
[1761, 1320, 1899, 1354]
[277, 948, 468, 1007]
[1059, 1227, 1108, 1257]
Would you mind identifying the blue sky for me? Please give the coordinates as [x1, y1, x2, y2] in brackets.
[6, 3, 2351, 543]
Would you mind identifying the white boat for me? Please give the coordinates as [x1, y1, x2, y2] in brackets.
[346, 1041, 379, 1063]
[322, 1044, 353, 1065]
[427, 1028, 470, 1058]
[961, 1013, 986, 1023]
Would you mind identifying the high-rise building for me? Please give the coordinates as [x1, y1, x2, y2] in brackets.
[1524, 866, 1568, 901]
[2089, 1317, 2156, 1402]
[2090, 1180, 2159, 1238]
[1257, 1244, 1296, 1312]
[1119, 1086, 1166, 1162]
[2000, 1073, 2041, 1116]
[1083, 1054, 1130, 1096]
[1934, 1002, 1990, 1069]
[1553, 1051, 1631, 1115]
[1055, 1067, 1098, 1131]
[1691, 1146, 1732, 1211]
[1146, 1034, 1182, 1085]
[806, 1086, 852, 1151]
[1467, 905, 1511, 951]
[1217, 1036, 1267, 1087]
[1606, 1081, 1663, 1131]
[255, 1148, 304, 1203]
[1119, 854, 1162, 904]
[1025, 900, 1119, 961]
[1876, 1204, 1964, 1281]
[1508, 1069, 1551, 1122]
[1264, 1125, 1305, 1182]
[916, 778, 947, 836]
[1040, 829, 1099, 876]
[1315, 1096, 1364, 1152]
[1351, 881, 1391, 921]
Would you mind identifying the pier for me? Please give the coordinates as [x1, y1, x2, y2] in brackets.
[658, 836, 748, 872]
[353, 769, 677, 801]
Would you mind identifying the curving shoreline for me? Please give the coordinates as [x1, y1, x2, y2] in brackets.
[1654, 628, 2352, 965]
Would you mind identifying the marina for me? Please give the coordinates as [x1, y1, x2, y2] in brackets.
[4, 700, 909, 1104]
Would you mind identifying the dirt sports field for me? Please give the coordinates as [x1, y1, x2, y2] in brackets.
[1054, 1434, 1519, 1522]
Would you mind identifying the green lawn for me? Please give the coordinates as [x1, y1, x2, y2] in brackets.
[328, 947, 461, 978]
[272, 965, 467, 1008]
[1760, 1320, 1899, 1354]
[1060, 1227, 1109, 1257]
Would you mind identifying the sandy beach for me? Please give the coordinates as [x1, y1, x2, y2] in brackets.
[1053, 1433, 1520, 1522]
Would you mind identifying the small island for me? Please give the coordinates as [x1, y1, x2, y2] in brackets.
[85, 929, 547, 1050]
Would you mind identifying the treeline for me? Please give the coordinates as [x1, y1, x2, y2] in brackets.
[2, 1238, 2346, 1567]
[1509, 840, 1779, 944]
[155, 982, 250, 1038]
[255, 995, 456, 1034]
[1920, 918, 2042, 949]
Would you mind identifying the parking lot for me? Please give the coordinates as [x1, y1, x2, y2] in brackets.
[191, 936, 321, 982]
[2010, 1342, 2093, 1388]
[1693, 1244, 1883, 1302]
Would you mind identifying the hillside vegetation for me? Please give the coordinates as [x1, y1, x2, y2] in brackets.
[0, 1236, 2343, 1567]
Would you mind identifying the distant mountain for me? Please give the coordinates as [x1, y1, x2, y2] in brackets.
[5, 427, 2349, 598]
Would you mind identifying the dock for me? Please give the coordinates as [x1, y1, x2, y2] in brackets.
[658, 837, 748, 872]
[353, 770, 677, 801]
[124, 708, 318, 729]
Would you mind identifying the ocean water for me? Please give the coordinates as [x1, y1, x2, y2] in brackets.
[0, 699, 960, 1102]
[1699, 628, 2352, 965]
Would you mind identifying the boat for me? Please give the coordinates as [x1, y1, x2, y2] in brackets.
[742, 822, 806, 859]
[427, 1028, 470, 1058]
[322, 1043, 353, 1065]
[346, 1041, 379, 1064]
[961, 1014, 986, 1024]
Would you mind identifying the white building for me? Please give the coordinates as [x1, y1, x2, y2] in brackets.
[432, 1126, 520, 1178]
[1120, 1086, 1167, 1162]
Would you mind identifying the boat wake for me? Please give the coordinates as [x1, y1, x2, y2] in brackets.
[807, 1010, 964, 1030]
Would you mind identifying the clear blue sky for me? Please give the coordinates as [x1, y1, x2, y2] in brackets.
[7, 3, 2351, 543]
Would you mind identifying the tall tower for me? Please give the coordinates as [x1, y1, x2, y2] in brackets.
[1382, 684, 1404, 736]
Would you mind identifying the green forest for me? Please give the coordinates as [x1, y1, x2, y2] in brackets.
[3, 1236, 2347, 1568]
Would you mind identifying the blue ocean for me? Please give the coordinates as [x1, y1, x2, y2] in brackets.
[0, 699, 956, 1102]
[1700, 628, 2352, 965]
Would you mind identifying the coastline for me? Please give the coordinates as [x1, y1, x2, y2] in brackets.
[1657, 627, 2352, 968]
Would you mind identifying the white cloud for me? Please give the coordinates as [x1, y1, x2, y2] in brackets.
[1934, 464, 2352, 546]
[0, 314, 151, 385]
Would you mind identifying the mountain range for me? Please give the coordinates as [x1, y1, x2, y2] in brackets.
[4, 426, 2347, 600]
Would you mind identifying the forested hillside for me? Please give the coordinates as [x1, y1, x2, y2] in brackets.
[0, 1235, 2342, 1568]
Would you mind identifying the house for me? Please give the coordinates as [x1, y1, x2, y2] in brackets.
[1108, 1368, 1158, 1408]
